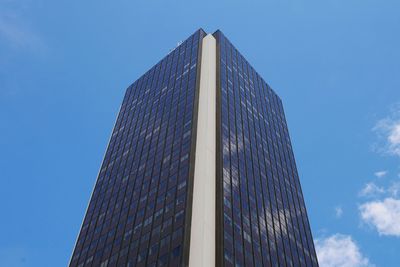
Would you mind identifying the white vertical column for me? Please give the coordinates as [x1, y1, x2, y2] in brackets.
[189, 34, 216, 267]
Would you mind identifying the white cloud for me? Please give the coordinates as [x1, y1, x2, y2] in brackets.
[374, 170, 387, 178]
[373, 106, 400, 156]
[335, 206, 343, 218]
[315, 234, 373, 267]
[388, 124, 400, 150]
[359, 182, 385, 198]
[359, 197, 400, 236]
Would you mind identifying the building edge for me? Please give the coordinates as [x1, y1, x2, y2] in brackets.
[68, 93, 126, 266]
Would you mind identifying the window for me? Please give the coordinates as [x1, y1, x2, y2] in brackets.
[172, 228, 182, 240]
[177, 181, 186, 190]
[224, 248, 233, 263]
[100, 259, 108, 267]
[171, 245, 181, 258]
[180, 154, 189, 162]
[160, 235, 170, 247]
[175, 210, 184, 222]
[72, 30, 204, 266]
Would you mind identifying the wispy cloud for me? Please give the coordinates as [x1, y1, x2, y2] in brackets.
[388, 181, 400, 197]
[359, 182, 385, 198]
[315, 234, 373, 267]
[374, 170, 387, 178]
[359, 198, 400, 237]
[335, 206, 343, 218]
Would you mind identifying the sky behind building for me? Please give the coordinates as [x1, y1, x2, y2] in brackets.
[1, 1, 400, 266]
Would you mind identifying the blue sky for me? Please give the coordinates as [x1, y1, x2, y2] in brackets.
[1, 1, 399, 266]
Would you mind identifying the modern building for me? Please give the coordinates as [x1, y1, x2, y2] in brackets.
[70, 29, 318, 267]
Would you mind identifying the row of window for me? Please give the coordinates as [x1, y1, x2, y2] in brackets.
[70, 30, 204, 267]
[215, 31, 318, 267]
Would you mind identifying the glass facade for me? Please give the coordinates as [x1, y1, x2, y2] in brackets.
[214, 31, 318, 267]
[70, 29, 318, 267]
[70, 29, 205, 267]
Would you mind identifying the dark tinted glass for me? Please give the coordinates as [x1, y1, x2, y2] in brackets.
[214, 31, 318, 267]
[70, 29, 205, 267]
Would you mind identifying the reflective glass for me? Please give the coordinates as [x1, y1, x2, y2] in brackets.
[214, 30, 318, 267]
[70, 29, 206, 267]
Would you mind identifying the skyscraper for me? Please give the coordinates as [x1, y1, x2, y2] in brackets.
[70, 29, 318, 267]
